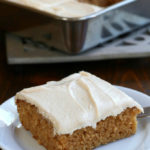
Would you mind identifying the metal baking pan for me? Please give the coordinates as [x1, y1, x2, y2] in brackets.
[2, 0, 137, 53]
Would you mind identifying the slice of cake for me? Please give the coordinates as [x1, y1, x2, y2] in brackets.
[15, 71, 143, 150]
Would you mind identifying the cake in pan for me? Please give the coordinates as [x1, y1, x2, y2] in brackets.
[5, 0, 122, 18]
[79, 0, 122, 7]
[5, 0, 103, 17]
[15, 71, 143, 150]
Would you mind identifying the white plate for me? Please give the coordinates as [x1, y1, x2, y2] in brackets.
[0, 86, 150, 150]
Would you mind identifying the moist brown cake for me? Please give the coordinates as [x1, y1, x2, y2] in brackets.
[16, 99, 141, 150]
[15, 72, 143, 150]
[78, 0, 122, 7]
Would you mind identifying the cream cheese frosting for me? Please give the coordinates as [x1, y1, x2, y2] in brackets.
[4, 0, 103, 18]
[15, 71, 143, 135]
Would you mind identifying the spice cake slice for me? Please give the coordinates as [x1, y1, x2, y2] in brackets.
[15, 71, 143, 150]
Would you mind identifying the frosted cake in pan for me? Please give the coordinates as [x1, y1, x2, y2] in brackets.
[4, 0, 103, 17]
[79, 0, 122, 7]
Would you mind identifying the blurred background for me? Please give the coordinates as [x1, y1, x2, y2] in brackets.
[0, 0, 150, 104]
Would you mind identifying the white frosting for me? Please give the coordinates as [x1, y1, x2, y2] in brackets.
[15, 71, 143, 135]
[48, 0, 101, 18]
[5, 0, 103, 18]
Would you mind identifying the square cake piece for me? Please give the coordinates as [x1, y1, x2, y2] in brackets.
[15, 71, 143, 150]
